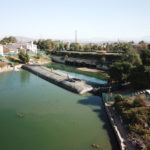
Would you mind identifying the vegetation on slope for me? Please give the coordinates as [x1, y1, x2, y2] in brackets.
[114, 95, 150, 150]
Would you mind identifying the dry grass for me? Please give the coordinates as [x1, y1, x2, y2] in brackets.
[0, 61, 7, 68]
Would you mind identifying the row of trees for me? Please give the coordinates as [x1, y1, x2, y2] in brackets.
[0, 36, 17, 45]
[0, 36, 149, 52]
[34, 39, 106, 51]
[35, 39, 150, 52]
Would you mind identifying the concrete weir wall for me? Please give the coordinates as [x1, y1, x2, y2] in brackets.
[22, 64, 93, 94]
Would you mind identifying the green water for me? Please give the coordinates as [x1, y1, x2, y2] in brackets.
[0, 70, 118, 150]
[46, 62, 109, 80]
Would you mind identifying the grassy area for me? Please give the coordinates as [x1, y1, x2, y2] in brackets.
[46, 62, 109, 80]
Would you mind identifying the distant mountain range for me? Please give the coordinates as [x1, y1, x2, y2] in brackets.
[15, 36, 38, 42]
[1, 36, 150, 43]
[57, 36, 150, 43]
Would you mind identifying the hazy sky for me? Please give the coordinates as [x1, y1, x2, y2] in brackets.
[0, 0, 150, 41]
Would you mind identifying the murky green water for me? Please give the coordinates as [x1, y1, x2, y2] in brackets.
[0, 70, 118, 150]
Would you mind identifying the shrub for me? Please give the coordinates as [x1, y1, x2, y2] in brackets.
[18, 50, 29, 63]
[133, 96, 146, 107]
[113, 95, 150, 149]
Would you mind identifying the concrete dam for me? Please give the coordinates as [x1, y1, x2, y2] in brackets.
[22, 64, 93, 94]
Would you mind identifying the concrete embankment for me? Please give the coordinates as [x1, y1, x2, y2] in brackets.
[101, 95, 135, 150]
[22, 64, 93, 94]
[102, 101, 125, 150]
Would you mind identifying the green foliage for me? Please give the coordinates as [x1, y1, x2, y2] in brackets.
[70, 43, 82, 51]
[0, 36, 17, 44]
[114, 95, 123, 103]
[139, 41, 145, 45]
[91, 44, 99, 51]
[109, 61, 134, 82]
[36, 39, 54, 50]
[140, 50, 150, 65]
[109, 42, 132, 53]
[18, 50, 29, 63]
[122, 47, 142, 66]
[129, 65, 150, 89]
[113, 96, 150, 149]
[82, 43, 92, 51]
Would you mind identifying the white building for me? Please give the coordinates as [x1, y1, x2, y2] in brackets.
[0, 44, 4, 56]
[4, 41, 38, 54]
[4, 44, 19, 54]
[23, 41, 37, 53]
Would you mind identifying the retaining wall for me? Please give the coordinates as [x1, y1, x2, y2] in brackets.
[101, 96, 126, 150]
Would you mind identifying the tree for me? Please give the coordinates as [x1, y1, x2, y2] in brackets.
[110, 42, 132, 53]
[140, 50, 150, 65]
[18, 50, 29, 63]
[59, 42, 65, 50]
[83, 43, 92, 51]
[139, 41, 145, 45]
[0, 36, 17, 44]
[109, 61, 134, 82]
[122, 47, 142, 66]
[36, 39, 54, 51]
[129, 65, 150, 89]
[70, 43, 81, 51]
[70, 43, 75, 51]
[91, 44, 98, 51]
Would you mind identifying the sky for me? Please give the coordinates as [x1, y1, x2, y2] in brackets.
[0, 0, 150, 41]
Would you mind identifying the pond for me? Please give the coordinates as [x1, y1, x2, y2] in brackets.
[0, 70, 118, 150]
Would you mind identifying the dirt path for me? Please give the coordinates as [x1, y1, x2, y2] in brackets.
[77, 67, 104, 73]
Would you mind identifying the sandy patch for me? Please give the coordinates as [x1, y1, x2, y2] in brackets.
[37, 58, 51, 65]
[77, 67, 104, 73]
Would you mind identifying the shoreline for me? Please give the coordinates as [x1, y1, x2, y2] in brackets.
[0, 64, 23, 73]
[0, 59, 51, 74]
